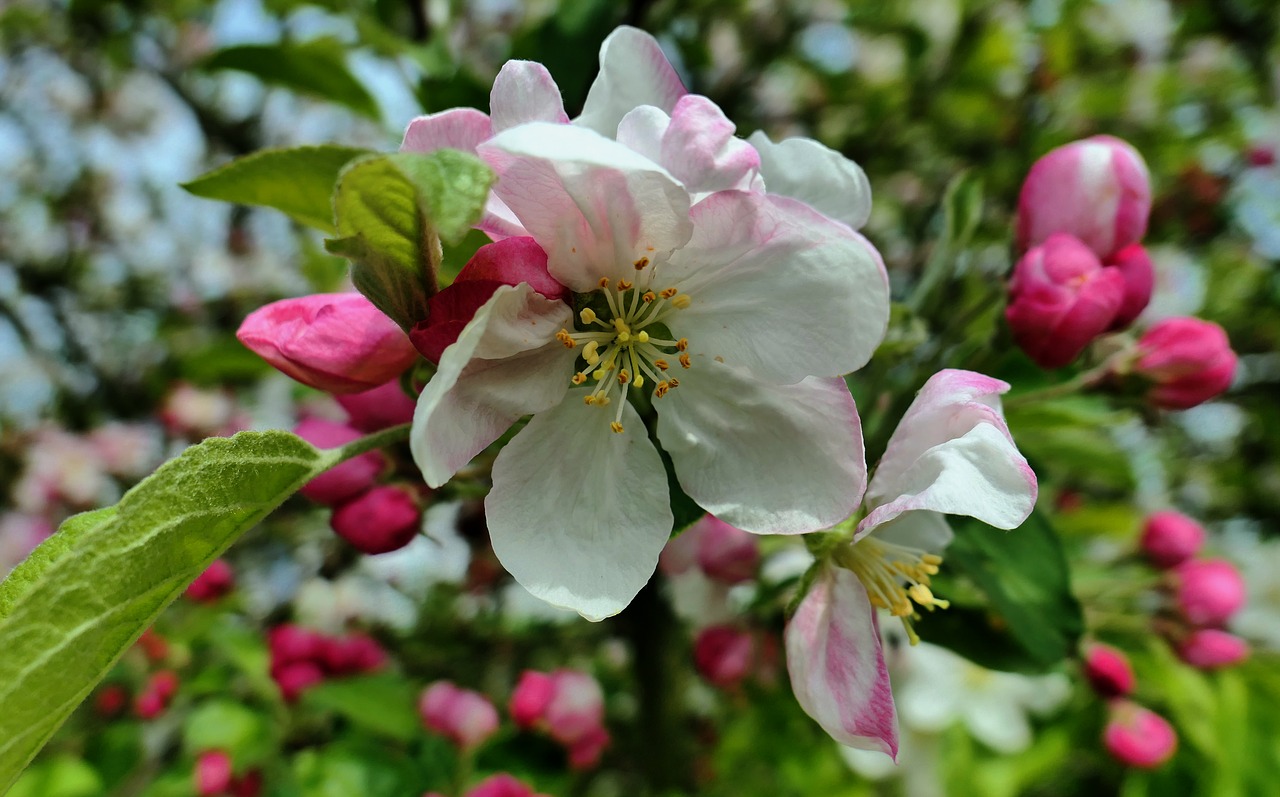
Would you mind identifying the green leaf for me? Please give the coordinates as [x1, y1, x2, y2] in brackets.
[302, 675, 422, 741]
[200, 41, 380, 119]
[907, 170, 985, 314]
[918, 511, 1083, 672]
[183, 701, 274, 765]
[181, 145, 369, 234]
[326, 151, 495, 331]
[0, 430, 392, 793]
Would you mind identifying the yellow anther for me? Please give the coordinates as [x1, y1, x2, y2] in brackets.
[612, 318, 629, 333]
[642, 291, 657, 303]
[598, 277, 610, 289]
[610, 422, 624, 434]
[633, 375, 645, 389]
[617, 331, 631, 343]
[655, 381, 670, 398]
[571, 373, 587, 385]
[580, 308, 597, 325]
[671, 294, 692, 309]
[555, 329, 576, 349]
[659, 287, 678, 299]
[907, 584, 950, 610]
[616, 279, 633, 291]
[583, 341, 600, 363]
[583, 395, 596, 405]
[597, 396, 611, 406]
[636, 330, 650, 343]
[633, 257, 650, 270]
[593, 369, 606, 381]
[679, 353, 692, 369]
[676, 338, 689, 351]
[617, 369, 630, 385]
[653, 359, 669, 371]
[668, 378, 680, 388]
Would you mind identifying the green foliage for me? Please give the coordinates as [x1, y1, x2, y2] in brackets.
[200, 41, 381, 119]
[183, 701, 275, 766]
[302, 675, 423, 742]
[181, 145, 370, 234]
[326, 150, 495, 330]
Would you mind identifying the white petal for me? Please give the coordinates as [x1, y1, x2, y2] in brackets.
[615, 104, 670, 163]
[575, 26, 686, 137]
[859, 370, 1037, 537]
[618, 97, 760, 196]
[661, 191, 889, 383]
[747, 131, 872, 229]
[657, 361, 866, 534]
[401, 108, 494, 153]
[873, 511, 954, 553]
[490, 60, 570, 132]
[785, 565, 899, 756]
[486, 398, 672, 621]
[962, 698, 1033, 755]
[478, 122, 692, 293]
[410, 284, 575, 488]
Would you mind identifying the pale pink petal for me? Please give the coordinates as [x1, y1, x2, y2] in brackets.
[490, 60, 570, 132]
[401, 108, 494, 154]
[656, 361, 866, 534]
[617, 97, 760, 196]
[478, 122, 692, 292]
[659, 192, 889, 383]
[410, 284, 576, 487]
[614, 105, 669, 163]
[575, 26, 686, 137]
[487, 399, 672, 621]
[747, 131, 872, 230]
[785, 565, 898, 756]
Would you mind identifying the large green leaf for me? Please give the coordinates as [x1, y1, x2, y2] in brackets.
[302, 675, 422, 742]
[326, 150, 495, 331]
[200, 41, 380, 119]
[181, 145, 369, 233]
[0, 427, 405, 793]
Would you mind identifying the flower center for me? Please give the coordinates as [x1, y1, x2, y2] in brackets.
[553, 263, 694, 433]
[837, 536, 950, 645]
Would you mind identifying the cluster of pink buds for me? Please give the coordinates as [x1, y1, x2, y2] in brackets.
[425, 773, 550, 797]
[194, 750, 262, 797]
[510, 669, 611, 770]
[693, 625, 777, 690]
[659, 515, 761, 585]
[419, 681, 501, 750]
[185, 559, 235, 602]
[1080, 644, 1177, 768]
[134, 669, 180, 720]
[267, 624, 387, 702]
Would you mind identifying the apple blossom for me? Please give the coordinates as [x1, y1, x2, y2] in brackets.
[410, 120, 888, 621]
[419, 681, 500, 750]
[691, 515, 760, 584]
[786, 369, 1037, 757]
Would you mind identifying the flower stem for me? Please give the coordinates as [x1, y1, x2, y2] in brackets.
[335, 423, 412, 460]
[1003, 367, 1109, 408]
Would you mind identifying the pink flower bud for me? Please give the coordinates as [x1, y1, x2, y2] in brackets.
[509, 670, 555, 729]
[465, 774, 545, 797]
[319, 633, 388, 676]
[1177, 629, 1250, 670]
[542, 671, 606, 747]
[293, 418, 383, 505]
[94, 684, 128, 718]
[1083, 643, 1135, 698]
[134, 689, 166, 720]
[1104, 701, 1177, 768]
[229, 771, 262, 797]
[237, 293, 420, 394]
[196, 750, 234, 797]
[1017, 136, 1152, 259]
[567, 726, 611, 771]
[694, 516, 760, 584]
[268, 624, 324, 665]
[274, 660, 325, 703]
[410, 237, 569, 363]
[419, 681, 500, 750]
[1006, 233, 1127, 368]
[1104, 244, 1154, 331]
[1139, 511, 1205, 568]
[1174, 559, 1246, 626]
[330, 485, 422, 555]
[150, 670, 180, 702]
[1134, 318, 1237, 409]
[335, 380, 418, 432]
[186, 559, 235, 602]
[694, 625, 756, 688]
[137, 629, 169, 663]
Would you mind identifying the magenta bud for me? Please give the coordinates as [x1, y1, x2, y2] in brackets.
[274, 660, 325, 703]
[1006, 233, 1127, 368]
[134, 689, 166, 720]
[1174, 558, 1246, 627]
[1134, 318, 1237, 410]
[1140, 511, 1206, 568]
[465, 774, 545, 797]
[1104, 244, 1155, 331]
[186, 559, 235, 602]
[509, 670, 555, 729]
[320, 633, 388, 676]
[1103, 700, 1177, 768]
[229, 770, 262, 797]
[236, 293, 419, 394]
[1083, 643, 1136, 698]
[294, 418, 383, 505]
[1177, 629, 1250, 670]
[95, 684, 128, 718]
[694, 625, 756, 688]
[419, 681, 500, 750]
[1017, 135, 1152, 259]
[693, 516, 760, 584]
[195, 750, 234, 797]
[330, 485, 422, 555]
[567, 726, 611, 771]
[150, 670, 179, 702]
[268, 624, 324, 665]
[335, 380, 418, 432]
[542, 671, 606, 747]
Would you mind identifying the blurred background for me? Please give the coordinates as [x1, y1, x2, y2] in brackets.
[1, 0, 1278, 795]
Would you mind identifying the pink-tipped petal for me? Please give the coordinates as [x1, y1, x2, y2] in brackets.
[491, 61, 570, 132]
[400, 108, 494, 154]
[576, 26, 686, 137]
[747, 131, 873, 229]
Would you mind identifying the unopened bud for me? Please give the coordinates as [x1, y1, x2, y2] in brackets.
[1104, 244, 1155, 331]
[195, 750, 234, 797]
[1103, 700, 1177, 768]
[1174, 558, 1246, 627]
[294, 418, 383, 505]
[1139, 511, 1205, 568]
[419, 681, 500, 750]
[330, 485, 422, 555]
[1083, 643, 1135, 698]
[694, 625, 756, 688]
[335, 380, 418, 432]
[1177, 628, 1249, 670]
[1133, 318, 1237, 410]
[693, 516, 761, 584]
[186, 559, 235, 602]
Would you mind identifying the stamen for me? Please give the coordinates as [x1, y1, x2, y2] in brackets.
[659, 287, 678, 299]
[555, 329, 576, 349]
[633, 257, 650, 270]
[610, 422, 624, 434]
[642, 291, 657, 303]
[571, 373, 587, 385]
[679, 353, 692, 369]
[598, 277, 610, 289]
[676, 338, 689, 351]
[653, 359, 669, 371]
[616, 279, 633, 291]
[583, 341, 600, 363]
[654, 381, 670, 398]
[580, 308, 597, 325]
[671, 294, 691, 309]
[636, 331, 649, 344]
[838, 537, 951, 646]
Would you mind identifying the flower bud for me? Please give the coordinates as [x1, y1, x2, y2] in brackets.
[229, 771, 262, 797]
[134, 689, 166, 720]
[509, 670, 555, 729]
[1139, 511, 1205, 568]
[335, 380, 418, 432]
[1177, 628, 1250, 670]
[273, 660, 325, 703]
[1006, 233, 1127, 368]
[567, 726, 611, 771]
[1103, 700, 1177, 768]
[1133, 318, 1237, 410]
[150, 670, 180, 702]
[268, 624, 324, 665]
[694, 516, 760, 584]
[419, 681, 500, 750]
[1017, 136, 1152, 259]
[186, 559, 235, 602]
[694, 625, 755, 688]
[1174, 558, 1246, 627]
[542, 671, 607, 747]
[330, 485, 422, 555]
[237, 293, 419, 394]
[195, 750, 234, 797]
[293, 418, 383, 505]
[319, 633, 388, 676]
[1083, 643, 1135, 698]
[137, 628, 169, 663]
[1105, 244, 1154, 331]
[94, 684, 128, 718]
[465, 774, 545, 797]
